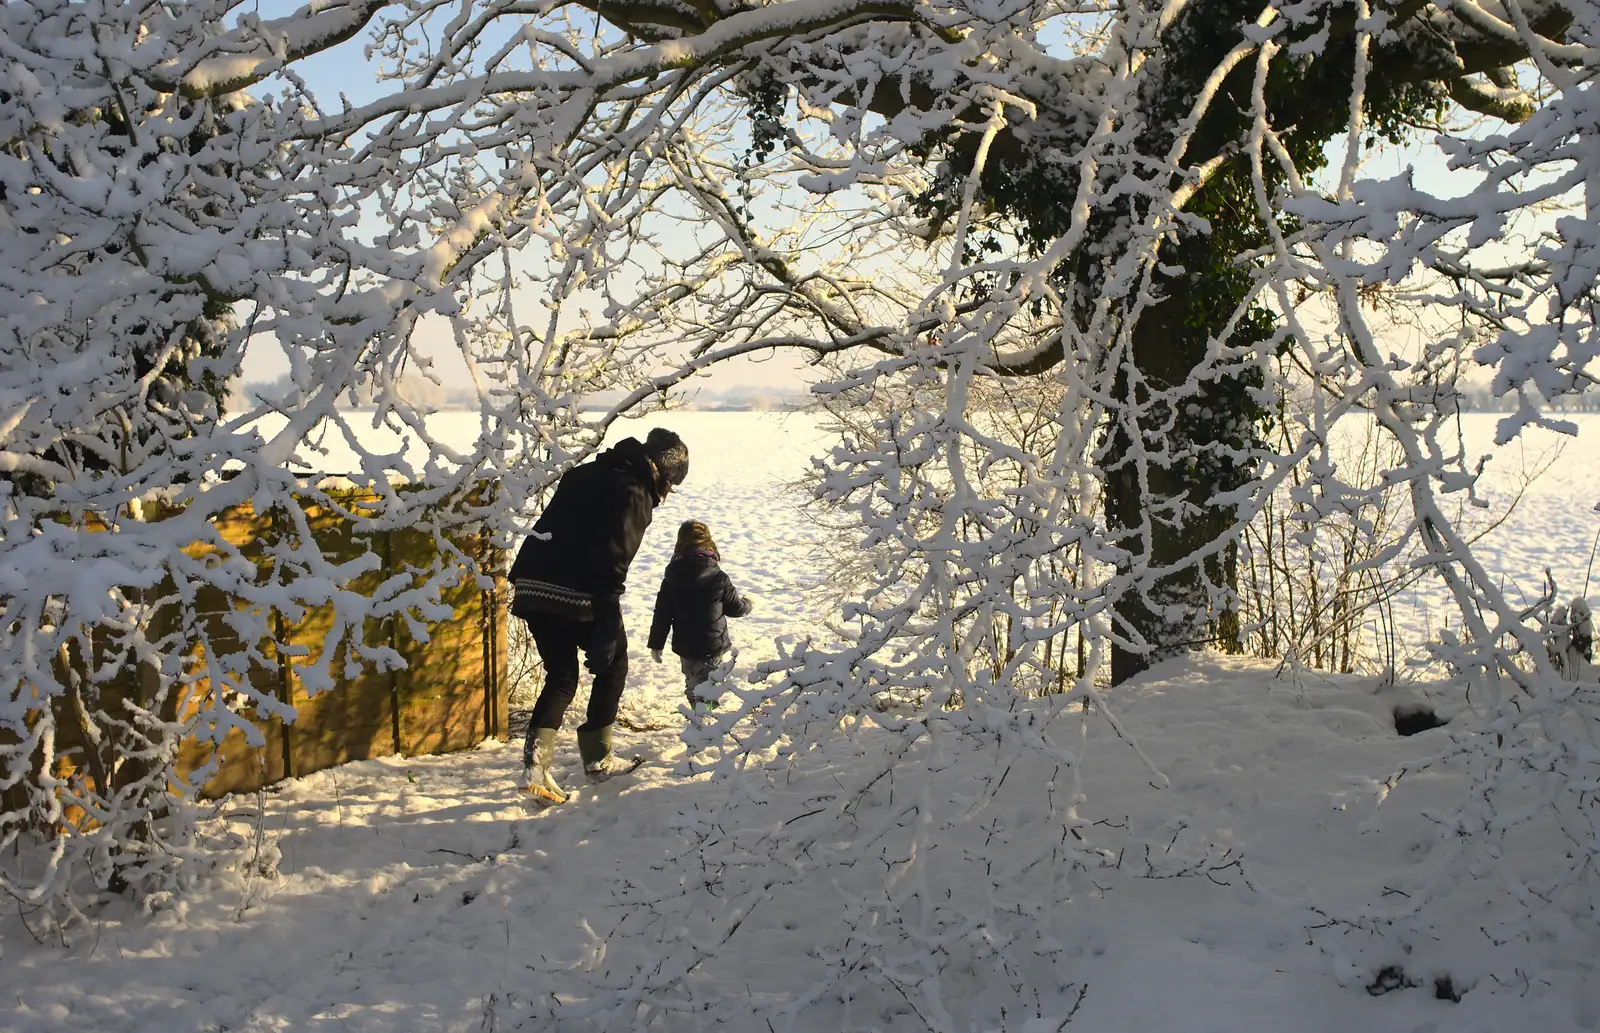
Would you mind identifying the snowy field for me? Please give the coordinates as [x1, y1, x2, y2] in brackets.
[259, 406, 1600, 659]
[5, 411, 1600, 1032]
[1406, 413, 1600, 643]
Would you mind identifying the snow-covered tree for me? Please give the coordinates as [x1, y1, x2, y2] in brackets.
[0, 0, 975, 923]
[5, 0, 1599, 987]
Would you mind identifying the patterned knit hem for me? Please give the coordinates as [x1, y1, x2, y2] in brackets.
[511, 578, 595, 621]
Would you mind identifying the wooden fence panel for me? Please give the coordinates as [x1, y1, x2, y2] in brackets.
[398, 567, 493, 755]
[9, 492, 511, 817]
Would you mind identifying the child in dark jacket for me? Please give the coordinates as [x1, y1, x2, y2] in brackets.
[648, 520, 752, 709]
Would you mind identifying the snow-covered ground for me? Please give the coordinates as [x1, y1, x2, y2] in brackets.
[5, 411, 1599, 1031]
[5, 661, 1591, 1032]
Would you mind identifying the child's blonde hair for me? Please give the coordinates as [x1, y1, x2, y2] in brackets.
[674, 519, 719, 559]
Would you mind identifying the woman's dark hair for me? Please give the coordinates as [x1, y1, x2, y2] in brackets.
[644, 428, 689, 495]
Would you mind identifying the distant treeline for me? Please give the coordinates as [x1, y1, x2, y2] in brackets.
[1456, 387, 1600, 413]
[233, 376, 811, 413]
[236, 375, 1593, 415]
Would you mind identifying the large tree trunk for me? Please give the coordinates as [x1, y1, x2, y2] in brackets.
[1105, 277, 1245, 684]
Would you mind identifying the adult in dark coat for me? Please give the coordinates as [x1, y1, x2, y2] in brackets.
[510, 428, 688, 804]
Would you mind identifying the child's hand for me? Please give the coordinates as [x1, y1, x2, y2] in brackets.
[651, 648, 663, 664]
